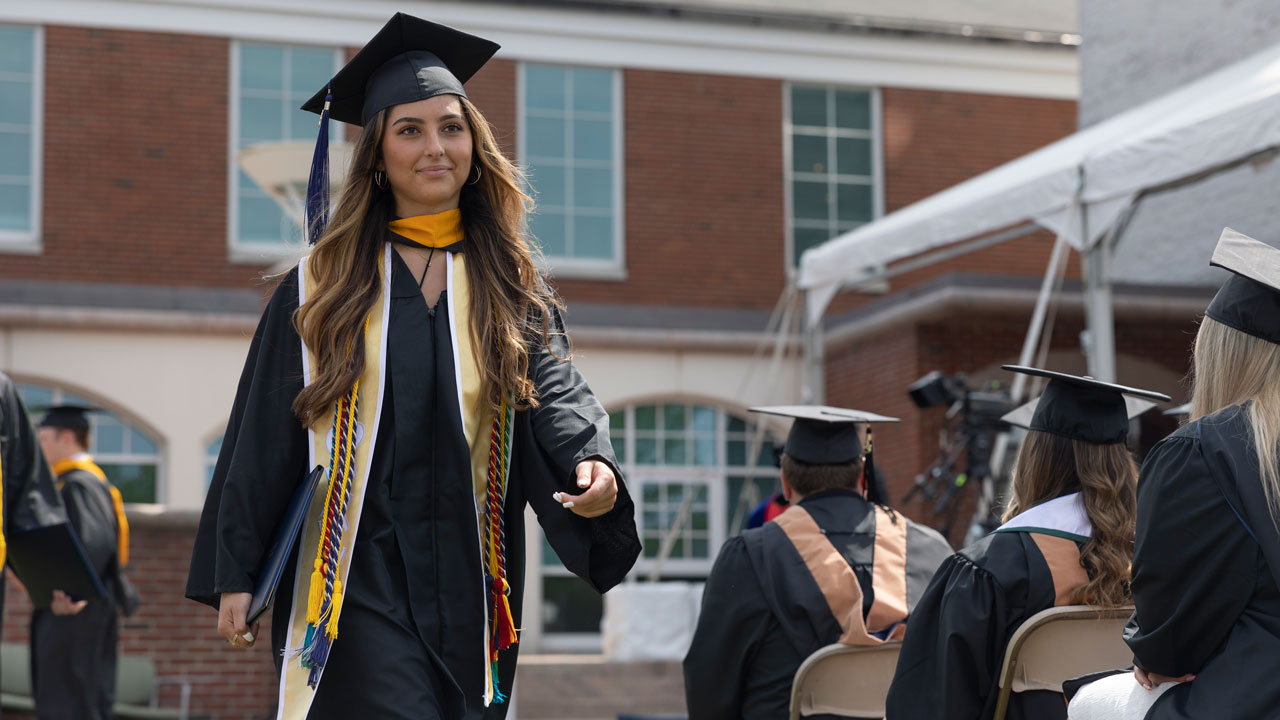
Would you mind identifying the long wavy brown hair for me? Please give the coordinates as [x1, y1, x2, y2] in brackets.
[1003, 430, 1138, 607]
[291, 95, 561, 428]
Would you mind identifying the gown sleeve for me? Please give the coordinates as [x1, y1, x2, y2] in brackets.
[1123, 435, 1257, 676]
[0, 375, 64, 544]
[185, 271, 310, 608]
[886, 551, 1012, 720]
[683, 536, 769, 720]
[520, 303, 640, 593]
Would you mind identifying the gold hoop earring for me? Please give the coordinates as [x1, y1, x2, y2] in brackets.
[373, 170, 388, 189]
[467, 164, 483, 186]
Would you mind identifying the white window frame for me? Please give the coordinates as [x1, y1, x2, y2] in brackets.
[517, 62, 626, 280]
[15, 382, 166, 505]
[0, 24, 44, 254]
[227, 40, 342, 264]
[783, 83, 884, 275]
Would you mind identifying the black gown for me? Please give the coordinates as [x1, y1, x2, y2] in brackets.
[683, 489, 952, 720]
[1123, 402, 1280, 720]
[0, 373, 65, 694]
[886, 529, 1082, 720]
[31, 468, 121, 720]
[186, 248, 640, 719]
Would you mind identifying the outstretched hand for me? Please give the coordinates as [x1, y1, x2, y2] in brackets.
[553, 460, 618, 518]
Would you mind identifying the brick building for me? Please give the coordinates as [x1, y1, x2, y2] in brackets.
[0, 1, 1079, 717]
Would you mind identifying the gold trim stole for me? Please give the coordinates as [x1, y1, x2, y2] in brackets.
[51, 455, 130, 566]
[774, 504, 910, 645]
[279, 246, 512, 718]
[0, 432, 5, 567]
[278, 248, 390, 720]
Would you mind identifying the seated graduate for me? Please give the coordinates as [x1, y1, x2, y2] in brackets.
[1067, 229, 1280, 720]
[684, 405, 953, 720]
[886, 366, 1169, 720]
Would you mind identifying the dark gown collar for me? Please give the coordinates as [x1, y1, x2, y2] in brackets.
[387, 232, 464, 300]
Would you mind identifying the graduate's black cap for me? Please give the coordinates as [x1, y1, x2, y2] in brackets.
[37, 405, 95, 432]
[1000, 366, 1170, 444]
[300, 13, 500, 127]
[1204, 228, 1280, 345]
[750, 405, 898, 465]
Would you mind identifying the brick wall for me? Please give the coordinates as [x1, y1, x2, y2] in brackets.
[3, 517, 278, 720]
[0, 27, 270, 290]
[553, 69, 788, 311]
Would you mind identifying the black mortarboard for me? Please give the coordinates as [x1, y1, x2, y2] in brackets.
[37, 405, 95, 433]
[297, 13, 500, 245]
[300, 13, 500, 127]
[750, 405, 898, 465]
[1000, 366, 1170, 444]
[1002, 395, 1157, 431]
[1204, 227, 1280, 345]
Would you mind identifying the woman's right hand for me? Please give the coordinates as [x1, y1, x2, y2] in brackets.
[1134, 665, 1194, 690]
[219, 592, 259, 649]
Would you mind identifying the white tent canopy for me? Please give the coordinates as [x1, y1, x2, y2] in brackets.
[798, 39, 1280, 322]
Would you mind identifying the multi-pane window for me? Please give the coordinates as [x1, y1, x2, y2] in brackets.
[788, 85, 879, 266]
[0, 24, 39, 242]
[232, 43, 339, 249]
[17, 384, 163, 504]
[540, 403, 779, 640]
[520, 64, 622, 267]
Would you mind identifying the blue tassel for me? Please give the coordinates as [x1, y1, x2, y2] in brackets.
[491, 660, 507, 703]
[305, 86, 333, 246]
[305, 632, 331, 688]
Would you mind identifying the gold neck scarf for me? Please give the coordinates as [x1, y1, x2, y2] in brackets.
[387, 208, 464, 248]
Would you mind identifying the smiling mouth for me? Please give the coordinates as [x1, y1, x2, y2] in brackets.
[418, 167, 452, 175]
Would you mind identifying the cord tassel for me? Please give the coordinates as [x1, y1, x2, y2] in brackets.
[326, 581, 344, 640]
[305, 87, 332, 245]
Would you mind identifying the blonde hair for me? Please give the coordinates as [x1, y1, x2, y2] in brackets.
[1003, 430, 1137, 607]
[292, 96, 561, 428]
[1190, 316, 1280, 523]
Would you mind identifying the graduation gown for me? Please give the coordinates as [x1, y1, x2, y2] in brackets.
[31, 466, 122, 720]
[1122, 403, 1280, 720]
[683, 489, 952, 720]
[186, 248, 640, 720]
[887, 494, 1093, 720]
[0, 372, 66, 587]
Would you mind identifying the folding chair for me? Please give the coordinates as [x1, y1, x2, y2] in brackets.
[992, 605, 1135, 720]
[788, 642, 901, 720]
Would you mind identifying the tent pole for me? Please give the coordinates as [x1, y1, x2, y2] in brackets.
[801, 288, 826, 404]
[1082, 242, 1117, 382]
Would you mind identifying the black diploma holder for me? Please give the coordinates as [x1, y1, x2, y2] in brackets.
[247, 465, 326, 626]
[6, 522, 108, 609]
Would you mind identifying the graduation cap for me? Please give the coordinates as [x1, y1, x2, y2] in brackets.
[749, 405, 898, 466]
[37, 405, 96, 433]
[1204, 227, 1280, 345]
[1000, 366, 1170, 444]
[1002, 395, 1158, 431]
[297, 13, 500, 244]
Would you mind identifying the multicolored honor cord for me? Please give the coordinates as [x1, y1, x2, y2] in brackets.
[298, 318, 369, 687]
[483, 397, 518, 702]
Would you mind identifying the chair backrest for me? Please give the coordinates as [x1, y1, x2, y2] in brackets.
[789, 642, 901, 720]
[114, 654, 157, 706]
[991, 605, 1134, 720]
[1, 642, 31, 696]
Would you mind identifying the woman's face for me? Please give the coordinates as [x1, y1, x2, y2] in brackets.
[379, 94, 474, 217]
